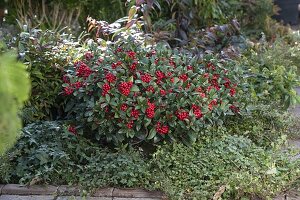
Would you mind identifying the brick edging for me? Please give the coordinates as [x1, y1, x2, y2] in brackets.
[0, 184, 166, 198]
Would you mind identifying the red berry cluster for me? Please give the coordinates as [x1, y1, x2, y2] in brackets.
[203, 73, 209, 79]
[223, 77, 231, 88]
[105, 73, 116, 83]
[127, 51, 136, 59]
[64, 87, 74, 95]
[111, 61, 122, 69]
[209, 74, 221, 91]
[146, 86, 155, 93]
[73, 81, 82, 89]
[230, 88, 236, 97]
[187, 65, 193, 71]
[166, 72, 173, 77]
[63, 75, 69, 83]
[130, 61, 138, 71]
[102, 83, 111, 96]
[175, 110, 189, 121]
[179, 74, 188, 82]
[127, 120, 134, 129]
[131, 109, 139, 119]
[121, 103, 128, 111]
[160, 89, 167, 96]
[169, 58, 176, 68]
[208, 99, 218, 110]
[230, 105, 240, 113]
[68, 125, 77, 135]
[118, 81, 133, 96]
[116, 47, 123, 53]
[206, 62, 216, 71]
[191, 105, 203, 119]
[146, 101, 155, 119]
[141, 74, 152, 83]
[85, 51, 94, 61]
[155, 70, 165, 80]
[156, 122, 169, 134]
[76, 62, 92, 78]
[146, 50, 156, 57]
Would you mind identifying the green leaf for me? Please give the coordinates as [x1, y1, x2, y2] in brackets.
[147, 127, 156, 140]
[105, 94, 111, 103]
[131, 85, 140, 92]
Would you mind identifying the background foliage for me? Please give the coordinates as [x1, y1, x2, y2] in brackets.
[0, 50, 30, 154]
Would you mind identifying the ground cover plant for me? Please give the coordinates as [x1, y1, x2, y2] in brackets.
[1, 120, 299, 200]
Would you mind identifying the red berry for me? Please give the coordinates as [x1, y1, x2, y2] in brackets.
[102, 83, 111, 96]
[179, 74, 188, 82]
[68, 125, 77, 135]
[121, 103, 128, 111]
[85, 51, 93, 60]
[146, 86, 155, 93]
[64, 86, 74, 95]
[127, 120, 134, 129]
[230, 105, 240, 113]
[118, 82, 133, 96]
[73, 81, 82, 89]
[160, 89, 167, 96]
[146, 101, 155, 119]
[187, 65, 193, 71]
[105, 73, 116, 83]
[130, 61, 138, 71]
[175, 110, 189, 121]
[127, 51, 136, 59]
[155, 70, 165, 80]
[230, 88, 236, 97]
[156, 122, 169, 134]
[169, 58, 176, 68]
[76, 62, 92, 78]
[62, 75, 70, 83]
[141, 74, 152, 83]
[131, 109, 139, 119]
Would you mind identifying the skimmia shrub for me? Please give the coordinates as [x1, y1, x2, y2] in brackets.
[63, 43, 241, 145]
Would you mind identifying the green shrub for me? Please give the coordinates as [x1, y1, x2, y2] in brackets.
[63, 41, 242, 145]
[18, 28, 86, 123]
[239, 37, 300, 109]
[151, 135, 300, 200]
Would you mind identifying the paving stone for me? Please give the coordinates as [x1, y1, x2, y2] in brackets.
[113, 198, 161, 200]
[0, 195, 54, 200]
[295, 87, 300, 95]
[2, 184, 58, 195]
[112, 188, 164, 198]
[0, 185, 5, 195]
[92, 188, 114, 197]
[56, 196, 112, 200]
[57, 186, 81, 196]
